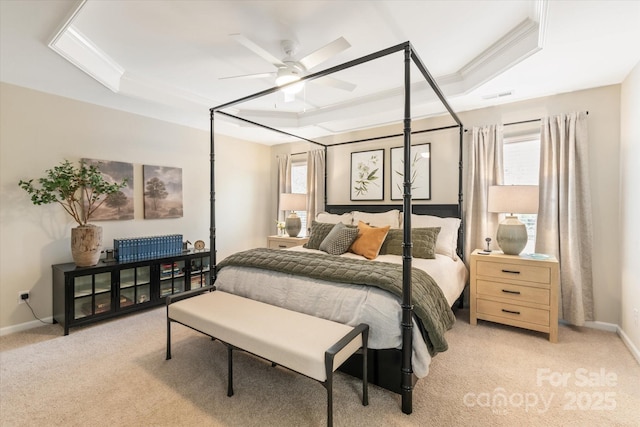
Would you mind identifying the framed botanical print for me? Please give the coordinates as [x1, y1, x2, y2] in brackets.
[350, 149, 384, 201]
[390, 143, 431, 200]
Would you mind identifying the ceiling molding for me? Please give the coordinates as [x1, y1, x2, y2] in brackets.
[229, 8, 550, 135]
[44, 0, 561, 139]
[48, 1, 124, 92]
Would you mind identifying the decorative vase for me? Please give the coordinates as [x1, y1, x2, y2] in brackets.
[71, 224, 103, 267]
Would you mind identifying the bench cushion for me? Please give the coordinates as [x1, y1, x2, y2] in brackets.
[168, 291, 362, 382]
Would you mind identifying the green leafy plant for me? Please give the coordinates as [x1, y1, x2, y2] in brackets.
[18, 159, 127, 226]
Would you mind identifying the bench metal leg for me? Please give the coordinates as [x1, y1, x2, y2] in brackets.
[362, 327, 369, 407]
[166, 315, 172, 360]
[227, 345, 234, 397]
[324, 324, 369, 427]
[326, 372, 334, 427]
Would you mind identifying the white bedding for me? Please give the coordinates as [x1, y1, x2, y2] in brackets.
[214, 247, 468, 378]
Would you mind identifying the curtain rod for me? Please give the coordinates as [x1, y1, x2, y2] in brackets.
[502, 111, 589, 126]
[464, 111, 589, 132]
[504, 110, 589, 127]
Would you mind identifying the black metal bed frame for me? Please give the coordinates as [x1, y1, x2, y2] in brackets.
[209, 41, 463, 415]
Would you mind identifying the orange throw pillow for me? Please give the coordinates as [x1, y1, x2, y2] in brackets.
[349, 221, 390, 260]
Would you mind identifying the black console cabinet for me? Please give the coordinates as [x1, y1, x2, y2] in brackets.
[52, 250, 210, 335]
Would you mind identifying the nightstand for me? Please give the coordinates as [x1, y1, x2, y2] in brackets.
[267, 235, 309, 249]
[469, 249, 559, 342]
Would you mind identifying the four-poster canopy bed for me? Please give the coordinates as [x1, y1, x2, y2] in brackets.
[206, 41, 465, 415]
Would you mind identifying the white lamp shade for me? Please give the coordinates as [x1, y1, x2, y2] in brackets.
[488, 185, 539, 214]
[279, 193, 307, 211]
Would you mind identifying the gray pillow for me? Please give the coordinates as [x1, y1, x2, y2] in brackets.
[319, 223, 359, 255]
[379, 227, 441, 259]
[304, 221, 337, 250]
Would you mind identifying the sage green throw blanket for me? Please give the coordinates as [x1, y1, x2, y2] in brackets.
[217, 248, 455, 356]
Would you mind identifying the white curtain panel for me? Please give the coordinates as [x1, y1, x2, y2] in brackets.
[464, 125, 504, 261]
[536, 112, 594, 326]
[276, 154, 292, 224]
[306, 149, 325, 229]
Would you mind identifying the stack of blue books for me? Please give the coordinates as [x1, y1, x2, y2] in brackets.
[114, 234, 183, 262]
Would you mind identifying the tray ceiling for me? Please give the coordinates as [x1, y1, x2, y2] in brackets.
[1, 0, 639, 144]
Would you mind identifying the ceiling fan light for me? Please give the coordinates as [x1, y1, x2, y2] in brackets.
[276, 68, 304, 94]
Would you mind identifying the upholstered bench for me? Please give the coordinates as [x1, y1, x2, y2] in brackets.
[166, 288, 369, 427]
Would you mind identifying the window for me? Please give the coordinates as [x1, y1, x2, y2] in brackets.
[503, 135, 540, 253]
[291, 160, 308, 235]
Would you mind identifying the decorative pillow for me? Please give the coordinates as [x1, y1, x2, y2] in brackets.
[352, 210, 400, 228]
[304, 221, 337, 250]
[316, 211, 353, 225]
[379, 227, 441, 259]
[411, 214, 461, 260]
[349, 221, 391, 260]
[319, 222, 359, 255]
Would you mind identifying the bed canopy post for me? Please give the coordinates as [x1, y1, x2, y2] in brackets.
[401, 42, 414, 416]
[458, 126, 464, 260]
[210, 108, 217, 285]
[323, 145, 328, 212]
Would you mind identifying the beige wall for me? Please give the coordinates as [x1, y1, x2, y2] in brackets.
[0, 83, 271, 333]
[620, 61, 640, 354]
[272, 85, 624, 326]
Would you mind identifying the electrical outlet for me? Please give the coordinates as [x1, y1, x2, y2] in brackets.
[634, 308, 639, 327]
[18, 291, 30, 304]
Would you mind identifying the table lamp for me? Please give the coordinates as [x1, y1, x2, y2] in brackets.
[488, 185, 539, 255]
[279, 193, 306, 237]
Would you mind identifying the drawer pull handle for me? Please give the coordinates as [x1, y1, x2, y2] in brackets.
[278, 245, 287, 248]
[501, 269, 521, 274]
[502, 309, 521, 315]
[501, 289, 521, 295]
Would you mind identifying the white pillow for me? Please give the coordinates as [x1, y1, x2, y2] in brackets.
[411, 214, 461, 260]
[316, 211, 353, 225]
[353, 210, 401, 229]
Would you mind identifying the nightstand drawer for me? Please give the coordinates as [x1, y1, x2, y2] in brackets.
[267, 236, 309, 250]
[268, 240, 299, 249]
[476, 260, 551, 284]
[477, 280, 550, 305]
[477, 299, 550, 326]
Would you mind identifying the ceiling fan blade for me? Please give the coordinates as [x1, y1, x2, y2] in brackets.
[299, 36, 350, 70]
[219, 72, 275, 80]
[313, 76, 357, 92]
[230, 33, 285, 67]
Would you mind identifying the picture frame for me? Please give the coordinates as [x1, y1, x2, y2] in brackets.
[350, 149, 384, 201]
[82, 158, 134, 221]
[390, 143, 431, 200]
[143, 165, 184, 219]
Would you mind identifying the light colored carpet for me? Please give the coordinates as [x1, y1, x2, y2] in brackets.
[1, 307, 638, 427]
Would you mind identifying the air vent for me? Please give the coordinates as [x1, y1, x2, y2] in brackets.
[482, 90, 513, 100]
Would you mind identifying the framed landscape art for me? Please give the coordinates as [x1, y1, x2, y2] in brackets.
[82, 158, 134, 220]
[143, 165, 183, 219]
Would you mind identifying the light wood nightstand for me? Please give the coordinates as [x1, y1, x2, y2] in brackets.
[470, 249, 559, 342]
[267, 235, 309, 249]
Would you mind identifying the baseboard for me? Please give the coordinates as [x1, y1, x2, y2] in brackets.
[617, 327, 640, 365]
[582, 320, 639, 365]
[583, 320, 618, 332]
[0, 317, 54, 337]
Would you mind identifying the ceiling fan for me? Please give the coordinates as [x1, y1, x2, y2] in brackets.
[221, 34, 356, 101]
